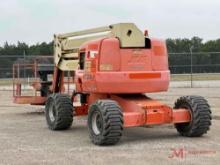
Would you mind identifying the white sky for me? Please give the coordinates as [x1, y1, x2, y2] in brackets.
[0, 0, 220, 45]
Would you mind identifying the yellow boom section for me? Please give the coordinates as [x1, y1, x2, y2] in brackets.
[54, 23, 145, 71]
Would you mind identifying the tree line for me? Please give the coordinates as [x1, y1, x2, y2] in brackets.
[1, 37, 220, 55]
[0, 41, 53, 56]
[0, 37, 220, 77]
[167, 37, 220, 73]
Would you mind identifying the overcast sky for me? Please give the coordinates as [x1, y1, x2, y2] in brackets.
[0, 0, 219, 45]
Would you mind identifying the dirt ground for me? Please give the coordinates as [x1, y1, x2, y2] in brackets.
[0, 87, 220, 165]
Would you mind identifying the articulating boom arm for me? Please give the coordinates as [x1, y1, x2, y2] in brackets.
[53, 23, 146, 71]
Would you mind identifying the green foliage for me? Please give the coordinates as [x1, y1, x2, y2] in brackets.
[28, 42, 53, 55]
[0, 41, 53, 56]
[166, 37, 220, 73]
[166, 36, 204, 53]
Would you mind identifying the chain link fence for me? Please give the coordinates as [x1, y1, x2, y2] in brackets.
[0, 52, 220, 86]
[169, 52, 220, 74]
[0, 55, 53, 78]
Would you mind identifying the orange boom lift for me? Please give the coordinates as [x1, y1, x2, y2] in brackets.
[18, 23, 213, 145]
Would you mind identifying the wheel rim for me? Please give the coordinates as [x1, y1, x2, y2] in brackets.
[49, 103, 56, 122]
[91, 111, 103, 135]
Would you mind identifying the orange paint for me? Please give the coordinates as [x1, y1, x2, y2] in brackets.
[110, 94, 191, 127]
[129, 73, 161, 79]
[13, 33, 192, 130]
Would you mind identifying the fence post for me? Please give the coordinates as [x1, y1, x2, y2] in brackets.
[190, 46, 194, 88]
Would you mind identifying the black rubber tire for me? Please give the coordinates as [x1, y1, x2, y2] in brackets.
[45, 93, 73, 130]
[88, 100, 123, 145]
[174, 96, 212, 137]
